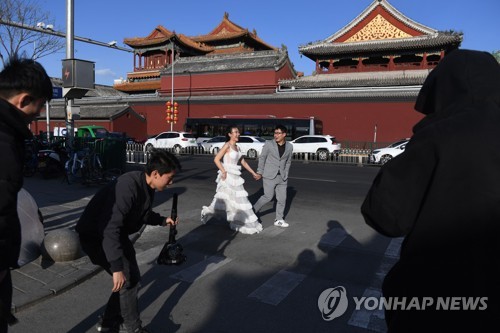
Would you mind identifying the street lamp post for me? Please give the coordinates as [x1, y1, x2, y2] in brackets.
[170, 44, 175, 131]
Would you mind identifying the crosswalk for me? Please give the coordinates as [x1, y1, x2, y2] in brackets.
[140, 224, 403, 332]
[347, 237, 403, 332]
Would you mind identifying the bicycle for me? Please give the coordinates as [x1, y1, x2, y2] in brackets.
[66, 147, 103, 184]
[81, 149, 104, 184]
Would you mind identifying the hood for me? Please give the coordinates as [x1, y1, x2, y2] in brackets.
[413, 49, 500, 132]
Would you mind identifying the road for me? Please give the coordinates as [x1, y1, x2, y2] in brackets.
[12, 157, 396, 333]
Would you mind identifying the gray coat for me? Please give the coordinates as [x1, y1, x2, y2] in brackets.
[257, 140, 292, 180]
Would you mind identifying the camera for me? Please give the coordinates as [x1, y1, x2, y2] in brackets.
[156, 193, 186, 265]
[157, 231, 186, 265]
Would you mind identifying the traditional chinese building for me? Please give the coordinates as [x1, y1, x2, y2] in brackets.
[113, 12, 285, 94]
[34, 0, 463, 144]
[300, 1, 461, 75]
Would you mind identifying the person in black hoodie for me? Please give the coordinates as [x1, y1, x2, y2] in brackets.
[0, 57, 52, 332]
[76, 149, 181, 333]
[361, 49, 500, 332]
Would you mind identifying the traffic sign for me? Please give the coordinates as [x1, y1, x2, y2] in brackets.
[52, 86, 63, 99]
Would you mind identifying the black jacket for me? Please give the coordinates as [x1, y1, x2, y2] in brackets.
[76, 171, 164, 272]
[361, 50, 500, 331]
[0, 99, 32, 270]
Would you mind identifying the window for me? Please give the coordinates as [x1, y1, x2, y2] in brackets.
[239, 137, 252, 143]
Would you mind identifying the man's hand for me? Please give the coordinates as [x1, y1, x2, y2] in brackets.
[165, 217, 179, 226]
[112, 271, 126, 292]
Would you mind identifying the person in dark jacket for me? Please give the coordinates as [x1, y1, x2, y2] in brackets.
[361, 49, 500, 332]
[76, 149, 181, 333]
[0, 57, 52, 332]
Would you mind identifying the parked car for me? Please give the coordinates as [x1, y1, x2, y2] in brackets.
[369, 138, 410, 164]
[199, 136, 226, 152]
[75, 125, 109, 139]
[144, 131, 198, 153]
[209, 135, 265, 159]
[289, 135, 341, 161]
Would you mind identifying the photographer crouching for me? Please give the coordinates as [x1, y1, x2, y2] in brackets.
[76, 149, 181, 333]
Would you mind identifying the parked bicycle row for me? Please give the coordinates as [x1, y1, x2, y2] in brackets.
[23, 137, 123, 184]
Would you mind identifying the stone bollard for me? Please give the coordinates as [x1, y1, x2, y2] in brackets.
[42, 229, 83, 262]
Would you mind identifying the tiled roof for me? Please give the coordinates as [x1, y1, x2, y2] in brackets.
[299, 0, 462, 58]
[278, 69, 430, 89]
[50, 78, 129, 98]
[113, 80, 161, 92]
[299, 33, 462, 57]
[124, 26, 174, 47]
[124, 26, 212, 53]
[162, 50, 291, 74]
[190, 12, 276, 51]
[38, 104, 138, 120]
[127, 70, 161, 80]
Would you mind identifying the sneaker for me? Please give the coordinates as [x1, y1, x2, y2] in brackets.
[274, 219, 289, 228]
[119, 326, 151, 333]
[201, 208, 207, 224]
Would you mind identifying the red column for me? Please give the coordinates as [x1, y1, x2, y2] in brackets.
[328, 59, 334, 73]
[389, 55, 394, 71]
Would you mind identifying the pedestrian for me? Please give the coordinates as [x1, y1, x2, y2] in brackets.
[361, 49, 500, 332]
[0, 56, 52, 332]
[76, 149, 181, 333]
[201, 125, 263, 234]
[253, 125, 293, 227]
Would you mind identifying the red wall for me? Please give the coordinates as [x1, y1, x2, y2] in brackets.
[31, 111, 148, 141]
[130, 99, 424, 144]
[160, 69, 288, 96]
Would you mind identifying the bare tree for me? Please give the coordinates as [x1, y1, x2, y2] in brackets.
[0, 0, 64, 66]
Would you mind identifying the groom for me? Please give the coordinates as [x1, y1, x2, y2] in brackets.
[254, 125, 293, 227]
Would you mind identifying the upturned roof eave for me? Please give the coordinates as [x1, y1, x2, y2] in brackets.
[278, 69, 430, 89]
[299, 33, 462, 57]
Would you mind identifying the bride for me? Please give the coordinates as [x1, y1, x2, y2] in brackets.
[201, 125, 263, 234]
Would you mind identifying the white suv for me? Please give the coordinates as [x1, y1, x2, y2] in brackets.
[144, 131, 198, 153]
[289, 135, 341, 161]
[369, 139, 409, 164]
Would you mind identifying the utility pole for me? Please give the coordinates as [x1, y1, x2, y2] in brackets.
[171, 43, 175, 131]
[65, 0, 75, 149]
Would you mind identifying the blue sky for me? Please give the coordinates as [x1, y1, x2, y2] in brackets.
[34, 0, 500, 86]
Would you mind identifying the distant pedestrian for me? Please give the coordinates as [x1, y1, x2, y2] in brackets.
[361, 49, 500, 332]
[253, 125, 293, 227]
[76, 150, 181, 333]
[0, 56, 52, 332]
[201, 125, 263, 234]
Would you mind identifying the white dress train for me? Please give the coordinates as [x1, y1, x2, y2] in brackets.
[201, 147, 262, 234]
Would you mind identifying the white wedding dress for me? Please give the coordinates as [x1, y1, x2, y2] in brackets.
[201, 147, 262, 234]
